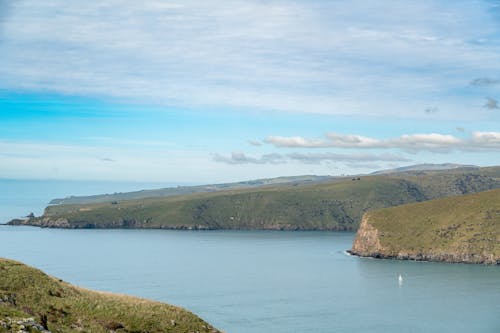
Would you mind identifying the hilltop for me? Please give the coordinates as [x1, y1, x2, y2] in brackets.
[350, 189, 500, 264]
[8, 166, 500, 231]
[0, 258, 221, 333]
[48, 164, 478, 205]
[48, 175, 335, 205]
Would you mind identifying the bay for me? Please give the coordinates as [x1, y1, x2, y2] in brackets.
[0, 226, 499, 333]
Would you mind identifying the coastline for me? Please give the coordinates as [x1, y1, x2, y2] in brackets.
[346, 249, 500, 265]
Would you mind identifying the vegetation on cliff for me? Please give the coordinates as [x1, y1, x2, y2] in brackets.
[0, 258, 221, 333]
[350, 189, 500, 264]
[8, 167, 500, 231]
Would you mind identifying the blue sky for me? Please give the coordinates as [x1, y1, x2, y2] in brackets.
[0, 0, 499, 183]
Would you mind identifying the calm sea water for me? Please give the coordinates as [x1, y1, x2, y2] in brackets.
[0, 179, 180, 223]
[1, 227, 499, 333]
[0, 180, 499, 332]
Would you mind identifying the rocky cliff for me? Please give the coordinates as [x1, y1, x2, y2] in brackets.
[350, 189, 500, 264]
[350, 214, 384, 257]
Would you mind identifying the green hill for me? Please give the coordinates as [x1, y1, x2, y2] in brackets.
[48, 164, 479, 206]
[8, 167, 500, 231]
[0, 258, 221, 333]
[48, 175, 336, 205]
[350, 189, 500, 264]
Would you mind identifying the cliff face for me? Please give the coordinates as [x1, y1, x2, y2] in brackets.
[350, 215, 498, 264]
[350, 214, 384, 257]
[350, 189, 500, 265]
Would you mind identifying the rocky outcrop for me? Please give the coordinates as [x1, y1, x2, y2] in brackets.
[7, 217, 71, 228]
[0, 317, 51, 332]
[350, 214, 384, 257]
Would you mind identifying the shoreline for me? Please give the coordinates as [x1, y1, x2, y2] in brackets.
[4, 219, 357, 231]
[346, 250, 500, 265]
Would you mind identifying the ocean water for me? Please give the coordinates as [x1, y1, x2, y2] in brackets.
[0, 179, 179, 223]
[0, 180, 499, 332]
[0, 227, 499, 333]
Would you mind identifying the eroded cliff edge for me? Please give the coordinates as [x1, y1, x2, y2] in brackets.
[350, 189, 500, 264]
[350, 214, 384, 257]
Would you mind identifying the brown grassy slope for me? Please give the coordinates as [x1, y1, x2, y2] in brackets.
[0, 258, 222, 333]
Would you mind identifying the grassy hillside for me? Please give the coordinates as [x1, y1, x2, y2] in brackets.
[351, 189, 500, 264]
[49, 164, 480, 206]
[49, 175, 336, 205]
[0, 258, 221, 333]
[9, 167, 500, 230]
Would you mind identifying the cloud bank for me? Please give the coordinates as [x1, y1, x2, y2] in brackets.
[214, 151, 410, 165]
[1, 1, 500, 118]
[266, 131, 500, 153]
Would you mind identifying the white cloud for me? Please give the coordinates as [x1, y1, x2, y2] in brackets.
[1, 1, 499, 118]
[265, 131, 500, 152]
[471, 131, 500, 147]
[326, 133, 380, 148]
[392, 134, 462, 152]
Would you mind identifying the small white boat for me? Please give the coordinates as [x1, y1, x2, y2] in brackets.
[398, 274, 403, 285]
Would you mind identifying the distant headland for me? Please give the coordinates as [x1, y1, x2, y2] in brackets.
[7, 165, 500, 234]
[349, 189, 500, 264]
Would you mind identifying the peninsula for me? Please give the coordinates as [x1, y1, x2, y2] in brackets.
[0, 258, 221, 333]
[350, 189, 500, 264]
[7, 166, 500, 231]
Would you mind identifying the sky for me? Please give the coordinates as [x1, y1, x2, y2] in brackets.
[0, 0, 499, 184]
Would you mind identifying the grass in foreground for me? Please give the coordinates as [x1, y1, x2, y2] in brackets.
[0, 258, 221, 332]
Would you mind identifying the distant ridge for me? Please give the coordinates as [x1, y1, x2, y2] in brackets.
[49, 175, 336, 205]
[48, 164, 480, 205]
[10, 166, 500, 231]
[371, 163, 479, 175]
